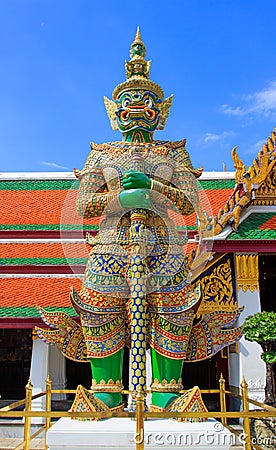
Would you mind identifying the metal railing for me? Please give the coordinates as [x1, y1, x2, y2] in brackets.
[0, 374, 275, 450]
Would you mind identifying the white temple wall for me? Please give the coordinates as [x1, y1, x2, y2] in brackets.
[29, 338, 67, 422]
[228, 287, 266, 407]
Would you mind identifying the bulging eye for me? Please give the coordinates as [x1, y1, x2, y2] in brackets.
[122, 98, 131, 108]
[144, 97, 153, 108]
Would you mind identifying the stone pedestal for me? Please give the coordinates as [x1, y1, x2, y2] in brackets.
[47, 418, 236, 449]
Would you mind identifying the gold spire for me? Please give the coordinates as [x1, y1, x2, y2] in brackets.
[134, 26, 142, 44]
[112, 28, 163, 100]
[130, 26, 146, 59]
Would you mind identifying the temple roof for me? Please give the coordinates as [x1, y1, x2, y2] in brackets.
[0, 276, 81, 327]
[0, 126, 275, 327]
[0, 175, 235, 233]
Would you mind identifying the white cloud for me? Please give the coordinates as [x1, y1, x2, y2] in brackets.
[40, 161, 70, 170]
[203, 131, 235, 143]
[246, 138, 267, 155]
[221, 104, 245, 116]
[222, 81, 276, 117]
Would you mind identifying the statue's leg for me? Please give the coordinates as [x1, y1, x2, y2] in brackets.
[151, 349, 183, 409]
[90, 349, 124, 409]
[74, 252, 130, 410]
[148, 282, 200, 410]
[147, 254, 201, 411]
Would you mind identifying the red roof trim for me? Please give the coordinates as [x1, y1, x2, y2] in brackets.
[0, 230, 197, 239]
[0, 231, 93, 239]
[0, 317, 78, 329]
[211, 239, 276, 252]
[0, 265, 85, 274]
[0, 318, 45, 328]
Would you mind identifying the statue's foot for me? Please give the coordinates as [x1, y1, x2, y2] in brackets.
[151, 392, 179, 410]
[150, 386, 208, 422]
[70, 385, 124, 420]
[94, 392, 123, 409]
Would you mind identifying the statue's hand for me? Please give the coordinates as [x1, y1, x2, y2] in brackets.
[122, 171, 152, 190]
[119, 189, 151, 209]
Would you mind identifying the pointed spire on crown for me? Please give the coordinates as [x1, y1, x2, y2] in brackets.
[112, 28, 164, 100]
[125, 27, 150, 80]
[130, 26, 146, 59]
[133, 26, 142, 43]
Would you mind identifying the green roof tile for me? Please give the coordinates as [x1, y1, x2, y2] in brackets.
[0, 178, 235, 192]
[0, 224, 195, 232]
[0, 306, 77, 318]
[0, 258, 88, 266]
[198, 179, 235, 190]
[0, 180, 79, 190]
[0, 224, 99, 231]
[228, 213, 276, 240]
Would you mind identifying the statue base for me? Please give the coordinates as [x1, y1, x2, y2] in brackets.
[47, 417, 237, 449]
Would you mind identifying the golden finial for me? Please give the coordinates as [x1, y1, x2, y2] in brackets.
[107, 28, 174, 130]
[111, 28, 164, 100]
[132, 26, 143, 47]
[25, 377, 33, 389]
[126, 27, 149, 79]
[46, 374, 52, 383]
[240, 376, 248, 389]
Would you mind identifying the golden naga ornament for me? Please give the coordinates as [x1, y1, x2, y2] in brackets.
[214, 128, 276, 234]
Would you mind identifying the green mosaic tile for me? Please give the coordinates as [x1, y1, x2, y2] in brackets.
[0, 224, 195, 231]
[0, 224, 99, 231]
[0, 258, 88, 266]
[0, 306, 77, 318]
[228, 213, 276, 240]
[0, 178, 235, 192]
[0, 180, 79, 190]
[197, 179, 235, 190]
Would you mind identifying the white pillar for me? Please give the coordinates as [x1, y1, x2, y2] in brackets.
[228, 253, 266, 407]
[236, 289, 266, 406]
[29, 338, 50, 423]
[228, 290, 266, 409]
[49, 345, 67, 400]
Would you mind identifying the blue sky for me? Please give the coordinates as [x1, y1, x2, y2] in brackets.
[0, 0, 276, 172]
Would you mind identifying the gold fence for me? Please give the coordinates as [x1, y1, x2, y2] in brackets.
[0, 374, 275, 450]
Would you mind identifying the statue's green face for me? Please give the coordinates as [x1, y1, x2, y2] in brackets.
[116, 89, 161, 134]
[131, 43, 145, 57]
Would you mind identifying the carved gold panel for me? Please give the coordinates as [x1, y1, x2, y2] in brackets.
[235, 253, 259, 292]
[193, 257, 237, 317]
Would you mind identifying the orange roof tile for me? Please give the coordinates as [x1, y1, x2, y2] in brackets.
[0, 277, 82, 307]
[259, 215, 276, 230]
[0, 243, 90, 259]
[0, 187, 233, 229]
[0, 190, 99, 226]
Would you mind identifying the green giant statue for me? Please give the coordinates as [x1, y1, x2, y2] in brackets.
[36, 29, 242, 418]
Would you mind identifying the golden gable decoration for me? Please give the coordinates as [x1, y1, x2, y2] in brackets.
[253, 164, 276, 206]
[213, 127, 276, 234]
